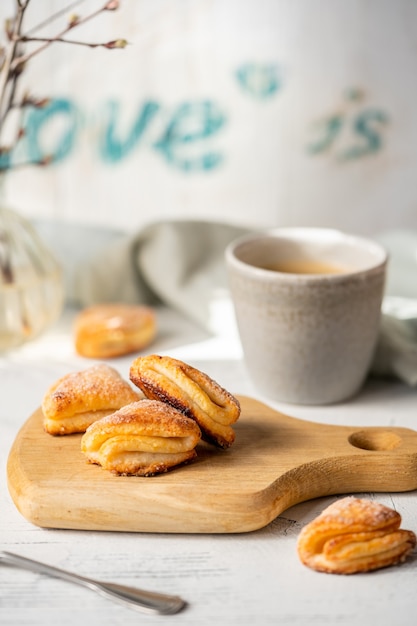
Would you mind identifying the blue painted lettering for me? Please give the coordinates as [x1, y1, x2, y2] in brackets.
[307, 89, 389, 161]
[24, 98, 80, 164]
[99, 100, 160, 163]
[341, 109, 389, 160]
[307, 115, 344, 154]
[154, 101, 226, 171]
[15, 98, 226, 172]
[235, 63, 281, 99]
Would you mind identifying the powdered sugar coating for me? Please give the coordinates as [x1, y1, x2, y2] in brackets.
[81, 398, 202, 476]
[42, 364, 141, 421]
[316, 496, 401, 530]
[86, 399, 202, 438]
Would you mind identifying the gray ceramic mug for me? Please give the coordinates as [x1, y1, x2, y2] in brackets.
[225, 228, 388, 405]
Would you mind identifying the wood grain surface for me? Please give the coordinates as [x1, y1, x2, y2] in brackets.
[7, 395, 417, 533]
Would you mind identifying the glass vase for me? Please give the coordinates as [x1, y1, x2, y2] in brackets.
[0, 206, 64, 351]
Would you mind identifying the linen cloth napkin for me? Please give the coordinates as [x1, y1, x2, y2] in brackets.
[71, 219, 252, 333]
[35, 219, 417, 387]
[370, 230, 417, 386]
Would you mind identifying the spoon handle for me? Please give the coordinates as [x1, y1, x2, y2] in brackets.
[0, 551, 186, 615]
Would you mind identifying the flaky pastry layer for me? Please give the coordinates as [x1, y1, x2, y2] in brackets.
[42, 364, 141, 435]
[297, 497, 416, 574]
[81, 399, 202, 476]
[129, 354, 241, 448]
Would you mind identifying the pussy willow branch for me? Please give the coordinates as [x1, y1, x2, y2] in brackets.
[0, 0, 126, 284]
[25, 0, 86, 35]
[18, 36, 127, 49]
[0, 0, 126, 136]
[10, 1, 126, 74]
[0, 1, 26, 131]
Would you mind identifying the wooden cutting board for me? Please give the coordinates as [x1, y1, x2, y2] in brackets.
[7, 395, 417, 534]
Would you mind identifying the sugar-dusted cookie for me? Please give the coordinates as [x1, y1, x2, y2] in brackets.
[81, 399, 202, 476]
[42, 364, 142, 435]
[129, 355, 241, 448]
[297, 497, 416, 574]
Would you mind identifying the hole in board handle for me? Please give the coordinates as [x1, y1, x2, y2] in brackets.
[348, 430, 402, 452]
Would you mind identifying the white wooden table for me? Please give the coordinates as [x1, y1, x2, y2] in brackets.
[1, 306, 416, 626]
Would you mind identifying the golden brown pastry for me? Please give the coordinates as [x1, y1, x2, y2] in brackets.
[297, 497, 416, 574]
[129, 354, 241, 448]
[42, 364, 142, 435]
[74, 303, 157, 359]
[81, 399, 202, 476]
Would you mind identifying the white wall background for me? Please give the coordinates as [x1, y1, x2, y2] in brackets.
[1, 0, 417, 235]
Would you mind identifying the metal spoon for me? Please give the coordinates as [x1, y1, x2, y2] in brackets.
[0, 551, 186, 615]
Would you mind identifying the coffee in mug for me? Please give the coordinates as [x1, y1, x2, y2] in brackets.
[259, 260, 349, 275]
